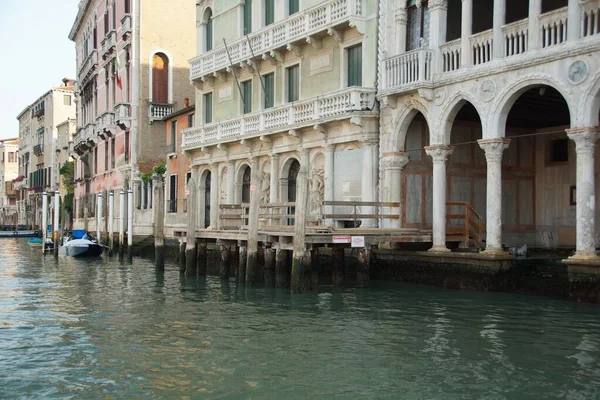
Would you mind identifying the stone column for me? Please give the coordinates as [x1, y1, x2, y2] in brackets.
[429, 0, 448, 74]
[461, 0, 473, 67]
[528, 0, 542, 50]
[185, 171, 198, 276]
[381, 153, 409, 229]
[246, 157, 262, 286]
[361, 141, 378, 228]
[209, 163, 219, 229]
[226, 160, 235, 204]
[567, 128, 600, 260]
[153, 175, 165, 269]
[324, 144, 335, 227]
[291, 149, 311, 293]
[395, 7, 408, 55]
[493, 0, 506, 59]
[567, 0, 581, 42]
[478, 138, 510, 255]
[425, 146, 454, 252]
[269, 154, 280, 204]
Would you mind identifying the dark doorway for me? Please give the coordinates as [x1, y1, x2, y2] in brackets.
[169, 175, 177, 213]
[204, 172, 211, 228]
[241, 166, 251, 203]
[287, 160, 300, 225]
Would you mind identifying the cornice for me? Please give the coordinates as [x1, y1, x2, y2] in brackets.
[69, 0, 94, 41]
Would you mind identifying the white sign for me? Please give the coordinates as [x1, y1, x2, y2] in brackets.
[218, 85, 233, 102]
[332, 235, 351, 244]
[351, 236, 365, 248]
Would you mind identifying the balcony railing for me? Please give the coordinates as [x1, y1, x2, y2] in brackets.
[33, 144, 43, 156]
[182, 87, 375, 149]
[101, 30, 117, 58]
[441, 39, 461, 72]
[121, 14, 132, 39]
[97, 111, 116, 139]
[149, 103, 174, 121]
[189, 0, 363, 81]
[78, 50, 98, 83]
[384, 48, 432, 90]
[503, 19, 528, 57]
[540, 7, 568, 48]
[114, 103, 131, 129]
[470, 29, 493, 66]
[582, 2, 600, 37]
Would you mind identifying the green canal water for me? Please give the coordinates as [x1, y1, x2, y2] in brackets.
[1, 239, 600, 399]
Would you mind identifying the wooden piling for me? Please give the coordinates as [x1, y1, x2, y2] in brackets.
[356, 245, 371, 288]
[118, 190, 125, 260]
[53, 190, 60, 258]
[311, 247, 320, 288]
[264, 245, 276, 287]
[291, 149, 310, 293]
[275, 248, 290, 287]
[238, 241, 247, 284]
[198, 240, 207, 276]
[246, 157, 262, 286]
[127, 189, 133, 263]
[179, 239, 186, 273]
[219, 240, 231, 280]
[332, 247, 345, 285]
[185, 175, 197, 276]
[153, 175, 165, 270]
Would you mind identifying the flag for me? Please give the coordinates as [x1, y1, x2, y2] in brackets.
[115, 53, 123, 89]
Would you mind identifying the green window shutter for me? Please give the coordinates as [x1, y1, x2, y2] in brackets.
[242, 81, 252, 114]
[287, 65, 299, 102]
[204, 93, 213, 123]
[289, 0, 299, 15]
[244, 0, 252, 35]
[265, 0, 274, 26]
[263, 73, 274, 109]
[206, 13, 213, 51]
[347, 44, 362, 87]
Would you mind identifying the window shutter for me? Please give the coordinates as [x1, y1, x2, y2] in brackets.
[263, 73, 274, 109]
[206, 13, 213, 51]
[287, 65, 299, 102]
[242, 81, 252, 114]
[204, 93, 213, 123]
[244, 0, 252, 35]
[347, 45, 362, 87]
[265, 0, 274, 26]
[289, 0, 299, 15]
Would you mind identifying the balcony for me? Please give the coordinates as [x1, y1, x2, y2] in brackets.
[182, 87, 375, 149]
[97, 111, 116, 140]
[78, 50, 98, 85]
[101, 30, 117, 60]
[149, 103, 174, 122]
[114, 103, 131, 129]
[121, 14, 132, 41]
[14, 178, 28, 190]
[73, 123, 97, 156]
[33, 144, 43, 156]
[189, 0, 364, 82]
[382, 48, 433, 93]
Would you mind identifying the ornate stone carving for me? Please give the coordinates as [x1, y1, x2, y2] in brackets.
[480, 79, 497, 103]
[567, 128, 600, 155]
[260, 172, 271, 203]
[433, 89, 446, 106]
[309, 167, 325, 216]
[381, 153, 409, 170]
[220, 167, 227, 202]
[395, 8, 407, 25]
[478, 139, 510, 163]
[568, 60, 589, 85]
[429, 0, 448, 11]
[425, 146, 454, 164]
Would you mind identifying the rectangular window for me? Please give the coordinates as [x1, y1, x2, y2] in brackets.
[347, 44, 363, 87]
[104, 11, 109, 35]
[105, 141, 109, 171]
[124, 0, 130, 14]
[187, 113, 194, 128]
[243, 0, 252, 35]
[94, 148, 98, 175]
[112, 2, 116, 29]
[170, 120, 177, 153]
[204, 93, 213, 124]
[169, 174, 177, 213]
[186, 172, 192, 184]
[289, 0, 299, 15]
[111, 138, 115, 169]
[286, 65, 299, 102]
[263, 73, 274, 109]
[206, 16, 213, 51]
[64, 95, 71, 106]
[8, 152, 14, 163]
[124, 131, 130, 163]
[242, 80, 252, 114]
[265, 0, 274, 26]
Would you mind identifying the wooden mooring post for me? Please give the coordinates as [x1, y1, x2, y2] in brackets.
[356, 244, 371, 288]
[118, 190, 125, 260]
[332, 247, 345, 285]
[219, 239, 231, 280]
[198, 240, 207, 276]
[238, 241, 247, 284]
[153, 175, 165, 270]
[291, 149, 311, 293]
[185, 175, 197, 276]
[264, 244, 276, 287]
[246, 157, 262, 286]
[275, 248, 290, 288]
[127, 189, 133, 263]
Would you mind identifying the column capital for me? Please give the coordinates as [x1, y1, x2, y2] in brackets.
[269, 152, 280, 160]
[425, 145, 454, 164]
[429, 0, 448, 11]
[382, 152, 409, 170]
[395, 8, 407, 25]
[478, 138, 511, 162]
[567, 127, 600, 155]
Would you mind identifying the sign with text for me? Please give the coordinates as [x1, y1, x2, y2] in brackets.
[332, 235, 351, 244]
[351, 236, 365, 248]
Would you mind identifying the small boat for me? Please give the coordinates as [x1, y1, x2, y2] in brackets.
[27, 237, 54, 250]
[59, 230, 104, 257]
[1, 230, 39, 238]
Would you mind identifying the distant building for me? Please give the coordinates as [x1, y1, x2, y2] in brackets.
[0, 138, 19, 227]
[68, 0, 196, 235]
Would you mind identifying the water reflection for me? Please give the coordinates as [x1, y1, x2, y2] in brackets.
[1, 239, 600, 398]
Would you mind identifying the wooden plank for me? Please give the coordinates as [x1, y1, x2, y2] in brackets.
[322, 214, 401, 220]
[323, 201, 400, 207]
[446, 214, 466, 220]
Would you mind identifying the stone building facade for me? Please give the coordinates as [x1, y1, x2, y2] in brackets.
[0, 138, 19, 227]
[378, 0, 600, 260]
[69, 0, 195, 236]
[182, 0, 379, 231]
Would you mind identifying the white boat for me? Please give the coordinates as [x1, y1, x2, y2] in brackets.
[59, 230, 104, 257]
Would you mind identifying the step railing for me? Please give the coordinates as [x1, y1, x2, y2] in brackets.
[219, 202, 297, 230]
[446, 202, 484, 247]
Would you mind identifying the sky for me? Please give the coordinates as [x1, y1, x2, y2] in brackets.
[0, 0, 80, 140]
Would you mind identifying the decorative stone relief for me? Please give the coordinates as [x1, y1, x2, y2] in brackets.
[395, 8, 407, 25]
[433, 89, 446, 106]
[478, 139, 510, 162]
[480, 80, 497, 103]
[425, 146, 454, 164]
[309, 167, 325, 217]
[381, 153, 409, 170]
[568, 60, 589, 85]
[260, 172, 271, 203]
[220, 167, 227, 202]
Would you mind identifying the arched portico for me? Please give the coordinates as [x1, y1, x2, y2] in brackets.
[198, 168, 211, 229]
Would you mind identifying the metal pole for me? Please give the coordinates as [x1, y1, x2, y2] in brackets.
[54, 190, 59, 258]
[97, 192, 103, 242]
[119, 189, 125, 259]
[245, 35, 267, 103]
[108, 191, 114, 256]
[127, 188, 133, 262]
[223, 38, 245, 103]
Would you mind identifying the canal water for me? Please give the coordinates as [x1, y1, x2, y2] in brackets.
[1, 239, 600, 399]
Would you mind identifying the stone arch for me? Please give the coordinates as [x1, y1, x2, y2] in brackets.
[391, 99, 431, 152]
[280, 155, 301, 202]
[198, 167, 212, 228]
[581, 71, 600, 128]
[199, 5, 213, 24]
[438, 91, 486, 145]
[490, 74, 575, 135]
[236, 162, 252, 204]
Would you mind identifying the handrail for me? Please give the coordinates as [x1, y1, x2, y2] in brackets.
[446, 202, 484, 247]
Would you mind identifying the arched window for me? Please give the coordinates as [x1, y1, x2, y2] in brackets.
[241, 166, 251, 203]
[152, 53, 169, 104]
[204, 171, 211, 228]
[205, 9, 213, 51]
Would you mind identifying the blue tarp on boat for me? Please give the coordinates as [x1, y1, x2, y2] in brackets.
[71, 230, 88, 239]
